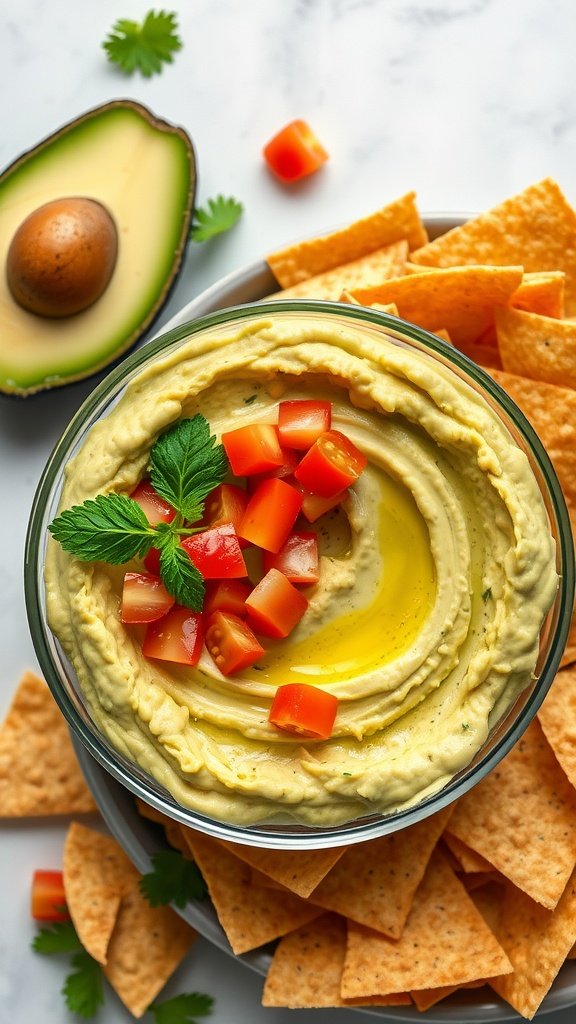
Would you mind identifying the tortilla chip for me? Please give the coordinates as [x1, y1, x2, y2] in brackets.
[411, 980, 486, 1012]
[267, 241, 409, 300]
[496, 305, 576, 388]
[462, 870, 504, 893]
[0, 671, 97, 816]
[446, 719, 576, 908]
[63, 822, 135, 964]
[216, 837, 345, 898]
[538, 666, 576, 789]
[309, 805, 453, 937]
[266, 192, 427, 287]
[457, 339, 503, 370]
[181, 830, 321, 954]
[442, 833, 494, 874]
[104, 878, 196, 1017]
[469, 880, 505, 934]
[490, 869, 576, 1019]
[349, 265, 524, 345]
[568, 941, 576, 959]
[511, 271, 565, 318]
[340, 850, 511, 998]
[410, 178, 576, 315]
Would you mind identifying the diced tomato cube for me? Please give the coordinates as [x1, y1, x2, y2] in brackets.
[278, 400, 332, 450]
[143, 547, 161, 574]
[246, 447, 301, 493]
[221, 423, 283, 476]
[121, 572, 175, 624]
[263, 120, 329, 184]
[269, 683, 338, 739]
[238, 478, 303, 553]
[300, 487, 349, 522]
[181, 524, 247, 579]
[245, 568, 308, 638]
[31, 870, 70, 922]
[142, 606, 204, 665]
[294, 430, 367, 498]
[200, 483, 248, 533]
[203, 579, 252, 617]
[263, 532, 319, 585]
[205, 610, 265, 675]
[130, 480, 176, 526]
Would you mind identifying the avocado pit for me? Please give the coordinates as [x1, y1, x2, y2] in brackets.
[6, 197, 118, 317]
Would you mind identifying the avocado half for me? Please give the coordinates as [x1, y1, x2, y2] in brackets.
[0, 100, 196, 396]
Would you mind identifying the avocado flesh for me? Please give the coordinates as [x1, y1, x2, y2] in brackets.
[0, 101, 196, 396]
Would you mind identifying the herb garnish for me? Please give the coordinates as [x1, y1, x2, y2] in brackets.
[102, 10, 182, 77]
[48, 415, 227, 611]
[481, 586, 492, 602]
[139, 850, 206, 908]
[190, 196, 244, 243]
[32, 921, 104, 1018]
[150, 992, 214, 1024]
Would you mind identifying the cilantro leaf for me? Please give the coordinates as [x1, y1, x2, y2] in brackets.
[32, 920, 84, 955]
[190, 196, 243, 243]
[102, 10, 182, 77]
[62, 950, 104, 1018]
[159, 537, 205, 611]
[48, 493, 157, 563]
[150, 992, 214, 1024]
[149, 416, 228, 522]
[139, 850, 206, 908]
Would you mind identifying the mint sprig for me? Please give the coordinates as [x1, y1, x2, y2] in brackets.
[48, 416, 228, 611]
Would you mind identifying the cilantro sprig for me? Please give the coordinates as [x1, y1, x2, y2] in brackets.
[103, 10, 182, 77]
[150, 992, 214, 1024]
[48, 415, 228, 612]
[140, 850, 206, 908]
[190, 196, 244, 243]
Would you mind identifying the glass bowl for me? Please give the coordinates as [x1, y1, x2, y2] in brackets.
[25, 299, 574, 850]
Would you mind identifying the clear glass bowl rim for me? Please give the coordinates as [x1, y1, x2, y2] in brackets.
[25, 298, 576, 850]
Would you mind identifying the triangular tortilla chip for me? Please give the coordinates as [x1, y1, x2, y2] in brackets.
[267, 241, 408, 300]
[216, 836, 345, 898]
[309, 805, 453, 937]
[0, 671, 96, 816]
[511, 270, 565, 318]
[410, 178, 576, 315]
[181, 829, 321, 954]
[538, 666, 576, 789]
[442, 832, 494, 874]
[411, 980, 486, 1012]
[340, 850, 511, 998]
[349, 265, 524, 344]
[496, 305, 576, 388]
[446, 719, 576, 908]
[266, 192, 427, 287]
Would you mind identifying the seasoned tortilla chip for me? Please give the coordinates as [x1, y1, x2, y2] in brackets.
[309, 805, 453, 937]
[496, 305, 576, 388]
[410, 178, 576, 315]
[267, 241, 409, 300]
[458, 339, 503, 370]
[266, 192, 427, 287]
[469, 880, 505, 934]
[490, 870, 576, 1019]
[511, 271, 565, 318]
[340, 850, 511, 998]
[181, 830, 321, 954]
[0, 671, 96, 816]
[349, 265, 524, 345]
[411, 980, 486, 1012]
[446, 719, 576, 908]
[442, 833, 494, 874]
[216, 837, 345, 898]
[538, 666, 576, 789]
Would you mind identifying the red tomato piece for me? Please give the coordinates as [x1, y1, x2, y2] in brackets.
[200, 483, 248, 533]
[238, 478, 303, 553]
[121, 572, 175, 624]
[143, 546, 161, 574]
[246, 447, 301, 493]
[300, 487, 349, 523]
[269, 683, 338, 740]
[294, 430, 367, 498]
[203, 579, 252, 617]
[205, 610, 265, 675]
[181, 524, 247, 579]
[263, 119, 329, 183]
[245, 568, 308, 638]
[221, 423, 283, 476]
[278, 400, 332, 450]
[263, 532, 319, 585]
[31, 870, 69, 922]
[130, 480, 176, 526]
[142, 606, 204, 666]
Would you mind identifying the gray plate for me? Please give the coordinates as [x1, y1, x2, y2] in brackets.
[73, 214, 576, 1021]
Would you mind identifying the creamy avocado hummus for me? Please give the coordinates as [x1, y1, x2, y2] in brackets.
[45, 313, 559, 826]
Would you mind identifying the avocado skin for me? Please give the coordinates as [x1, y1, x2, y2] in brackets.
[0, 100, 197, 398]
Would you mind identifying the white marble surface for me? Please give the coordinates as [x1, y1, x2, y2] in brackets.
[1, 0, 576, 1021]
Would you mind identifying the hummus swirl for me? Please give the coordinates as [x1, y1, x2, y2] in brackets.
[45, 313, 559, 825]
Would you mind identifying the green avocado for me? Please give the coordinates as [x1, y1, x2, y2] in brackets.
[0, 100, 196, 396]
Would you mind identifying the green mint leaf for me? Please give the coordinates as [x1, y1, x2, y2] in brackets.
[32, 920, 83, 955]
[49, 494, 157, 563]
[62, 950, 104, 1018]
[150, 992, 214, 1024]
[140, 850, 206, 909]
[190, 196, 243, 243]
[159, 539, 205, 611]
[150, 415, 228, 522]
[102, 9, 182, 77]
